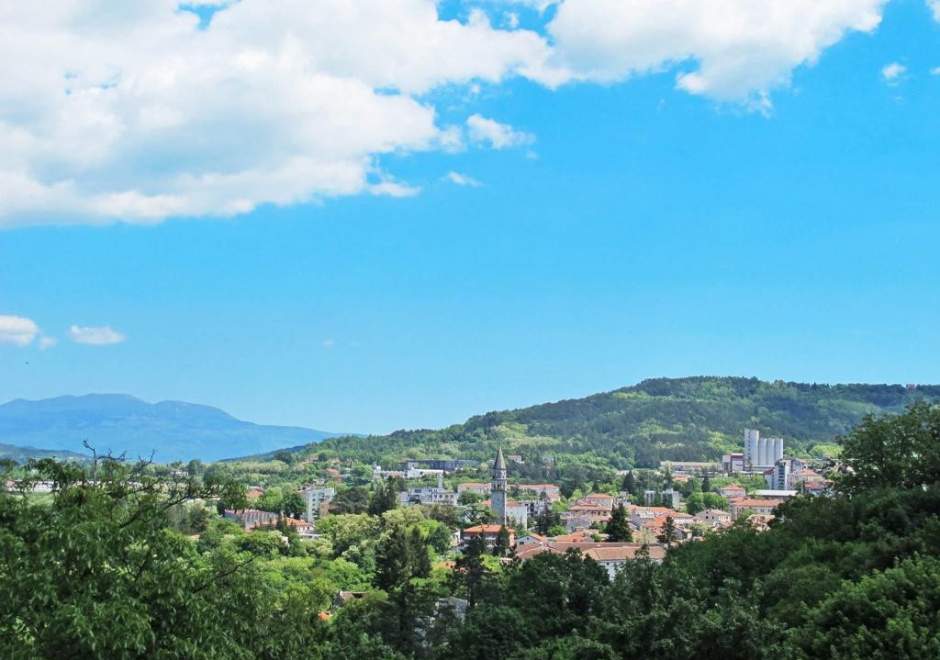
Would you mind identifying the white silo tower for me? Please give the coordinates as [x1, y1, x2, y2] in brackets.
[744, 429, 760, 468]
[773, 437, 784, 463]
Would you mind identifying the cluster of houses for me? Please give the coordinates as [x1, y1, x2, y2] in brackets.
[226, 431, 837, 583]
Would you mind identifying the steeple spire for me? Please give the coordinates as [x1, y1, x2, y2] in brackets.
[493, 446, 506, 471]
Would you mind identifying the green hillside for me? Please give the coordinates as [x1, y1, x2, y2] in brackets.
[306, 377, 940, 469]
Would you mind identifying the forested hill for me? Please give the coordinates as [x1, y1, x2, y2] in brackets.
[307, 377, 940, 469]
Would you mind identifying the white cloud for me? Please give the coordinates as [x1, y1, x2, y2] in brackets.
[0, 1, 553, 228]
[444, 171, 483, 187]
[930, 66, 940, 76]
[0, 315, 39, 346]
[544, 0, 888, 105]
[38, 336, 58, 350]
[882, 62, 907, 83]
[467, 114, 535, 149]
[68, 325, 126, 346]
[445, 170, 483, 186]
[369, 180, 422, 198]
[0, 1, 894, 227]
[929, 0, 940, 22]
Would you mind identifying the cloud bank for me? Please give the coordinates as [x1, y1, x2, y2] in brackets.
[0, 0, 892, 227]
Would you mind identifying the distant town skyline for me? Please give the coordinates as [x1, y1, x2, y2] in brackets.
[3, 1, 940, 434]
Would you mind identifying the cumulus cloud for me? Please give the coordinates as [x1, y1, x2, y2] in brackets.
[467, 114, 535, 149]
[882, 62, 907, 83]
[0, 1, 552, 228]
[929, 0, 940, 21]
[68, 325, 126, 346]
[0, 0, 893, 227]
[0, 315, 39, 346]
[544, 0, 888, 105]
[444, 171, 483, 187]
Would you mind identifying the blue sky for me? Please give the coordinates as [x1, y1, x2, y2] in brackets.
[2, 0, 940, 434]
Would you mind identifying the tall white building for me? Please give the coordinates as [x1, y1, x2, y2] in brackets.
[743, 429, 783, 470]
[303, 486, 335, 523]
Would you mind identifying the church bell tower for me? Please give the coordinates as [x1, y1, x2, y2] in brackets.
[490, 447, 508, 526]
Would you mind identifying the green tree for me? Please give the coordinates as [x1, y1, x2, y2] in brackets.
[604, 504, 632, 542]
[685, 493, 704, 516]
[621, 471, 637, 495]
[0, 458, 322, 659]
[458, 490, 482, 505]
[492, 525, 512, 557]
[369, 478, 400, 516]
[838, 402, 940, 494]
[453, 535, 488, 608]
[798, 557, 940, 659]
[282, 490, 305, 518]
[657, 516, 678, 545]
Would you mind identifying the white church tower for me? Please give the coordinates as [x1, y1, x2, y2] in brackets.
[490, 447, 508, 526]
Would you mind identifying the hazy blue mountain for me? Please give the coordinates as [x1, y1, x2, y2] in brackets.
[0, 394, 341, 462]
[0, 442, 89, 463]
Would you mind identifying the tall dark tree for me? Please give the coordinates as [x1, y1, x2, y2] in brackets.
[493, 525, 512, 557]
[453, 535, 488, 608]
[657, 516, 678, 545]
[375, 527, 413, 592]
[409, 527, 431, 579]
[621, 470, 637, 495]
[369, 478, 399, 516]
[701, 471, 712, 493]
[605, 503, 632, 542]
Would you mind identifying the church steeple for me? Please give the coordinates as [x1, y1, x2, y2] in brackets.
[491, 447, 508, 526]
[493, 447, 507, 473]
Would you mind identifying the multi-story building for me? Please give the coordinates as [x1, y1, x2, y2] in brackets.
[643, 488, 681, 508]
[729, 498, 778, 520]
[303, 486, 335, 523]
[719, 484, 746, 501]
[457, 482, 491, 497]
[694, 508, 732, 527]
[517, 483, 561, 502]
[461, 524, 515, 550]
[722, 453, 745, 474]
[401, 473, 458, 506]
[404, 459, 478, 473]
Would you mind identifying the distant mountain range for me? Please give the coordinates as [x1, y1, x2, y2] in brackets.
[0, 394, 342, 463]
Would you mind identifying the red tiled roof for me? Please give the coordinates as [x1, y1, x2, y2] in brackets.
[733, 498, 778, 508]
[463, 524, 514, 534]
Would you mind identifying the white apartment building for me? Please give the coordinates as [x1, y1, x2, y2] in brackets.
[303, 486, 335, 523]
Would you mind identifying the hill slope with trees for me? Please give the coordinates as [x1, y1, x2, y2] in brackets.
[306, 377, 940, 468]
